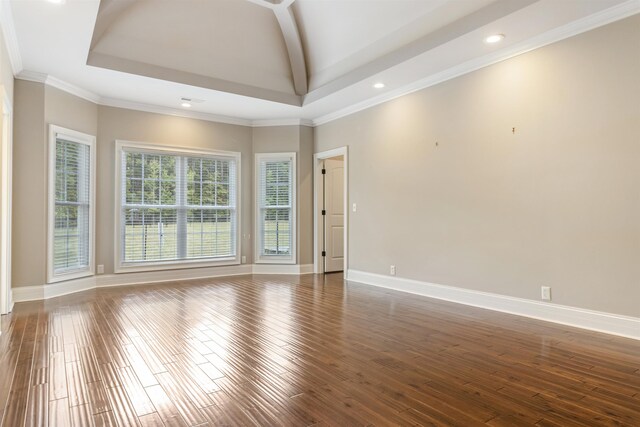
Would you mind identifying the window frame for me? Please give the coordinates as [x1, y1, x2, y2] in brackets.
[254, 152, 297, 265]
[47, 125, 96, 284]
[114, 140, 242, 273]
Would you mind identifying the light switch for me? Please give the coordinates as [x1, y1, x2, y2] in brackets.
[352, 203, 357, 212]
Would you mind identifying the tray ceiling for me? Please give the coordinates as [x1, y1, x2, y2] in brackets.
[87, 0, 529, 106]
[8, 0, 637, 123]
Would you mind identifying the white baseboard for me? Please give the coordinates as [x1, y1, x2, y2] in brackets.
[347, 269, 640, 341]
[12, 275, 95, 303]
[97, 264, 253, 288]
[252, 263, 314, 275]
[299, 264, 314, 275]
[11, 263, 314, 303]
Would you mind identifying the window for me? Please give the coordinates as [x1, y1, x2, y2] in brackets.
[116, 142, 240, 272]
[47, 126, 95, 283]
[255, 153, 296, 264]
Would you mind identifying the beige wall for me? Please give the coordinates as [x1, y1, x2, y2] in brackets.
[298, 126, 314, 265]
[12, 92, 314, 286]
[252, 125, 300, 153]
[251, 125, 314, 265]
[12, 83, 320, 286]
[12, 81, 44, 287]
[12, 83, 97, 287]
[10, 15, 638, 319]
[96, 106, 254, 274]
[315, 15, 640, 317]
[45, 86, 98, 136]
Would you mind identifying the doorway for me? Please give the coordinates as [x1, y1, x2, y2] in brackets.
[314, 147, 348, 276]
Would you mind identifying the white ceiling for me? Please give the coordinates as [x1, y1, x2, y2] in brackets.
[6, 0, 639, 125]
[295, 0, 494, 89]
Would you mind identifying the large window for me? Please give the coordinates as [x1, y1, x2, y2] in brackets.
[47, 126, 95, 283]
[255, 153, 296, 264]
[116, 142, 240, 271]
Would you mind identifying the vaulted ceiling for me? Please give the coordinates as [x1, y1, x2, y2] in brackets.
[6, 0, 639, 124]
[88, 0, 512, 106]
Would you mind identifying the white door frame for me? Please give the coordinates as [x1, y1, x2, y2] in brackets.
[0, 89, 13, 315]
[313, 147, 348, 277]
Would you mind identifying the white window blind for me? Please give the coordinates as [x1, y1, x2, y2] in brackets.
[119, 146, 238, 267]
[48, 125, 95, 283]
[54, 140, 91, 272]
[256, 153, 296, 262]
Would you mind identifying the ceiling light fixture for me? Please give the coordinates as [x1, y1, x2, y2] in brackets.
[47, 0, 66, 4]
[373, 82, 385, 89]
[484, 34, 505, 44]
[181, 102, 192, 108]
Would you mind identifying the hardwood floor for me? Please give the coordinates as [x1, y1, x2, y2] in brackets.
[1, 273, 639, 426]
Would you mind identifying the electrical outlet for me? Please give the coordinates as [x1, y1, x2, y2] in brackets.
[97, 265, 104, 274]
[390, 265, 396, 276]
[241, 256, 246, 264]
[352, 203, 357, 212]
[541, 286, 551, 301]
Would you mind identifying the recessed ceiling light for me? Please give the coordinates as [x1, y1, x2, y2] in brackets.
[181, 102, 192, 108]
[373, 82, 385, 89]
[47, 0, 66, 4]
[485, 34, 505, 44]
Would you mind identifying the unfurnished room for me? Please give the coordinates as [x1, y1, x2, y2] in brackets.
[0, 0, 639, 425]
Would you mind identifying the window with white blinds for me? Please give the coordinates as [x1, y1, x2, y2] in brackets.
[255, 153, 296, 263]
[117, 142, 240, 270]
[48, 126, 95, 283]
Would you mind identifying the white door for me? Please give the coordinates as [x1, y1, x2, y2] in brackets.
[324, 158, 344, 272]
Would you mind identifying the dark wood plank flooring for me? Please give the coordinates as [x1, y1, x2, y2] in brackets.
[1, 273, 639, 426]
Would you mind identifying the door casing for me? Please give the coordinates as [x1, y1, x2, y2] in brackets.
[313, 147, 348, 276]
[0, 89, 13, 315]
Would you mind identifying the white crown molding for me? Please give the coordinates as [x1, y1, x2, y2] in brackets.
[312, 0, 640, 126]
[47, 75, 102, 104]
[11, 263, 314, 303]
[16, 70, 101, 103]
[14, 73, 312, 128]
[347, 269, 640, 341]
[14, 70, 46, 83]
[0, 1, 23, 76]
[251, 118, 314, 128]
[100, 98, 314, 128]
[101, 98, 313, 127]
[99, 97, 254, 127]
